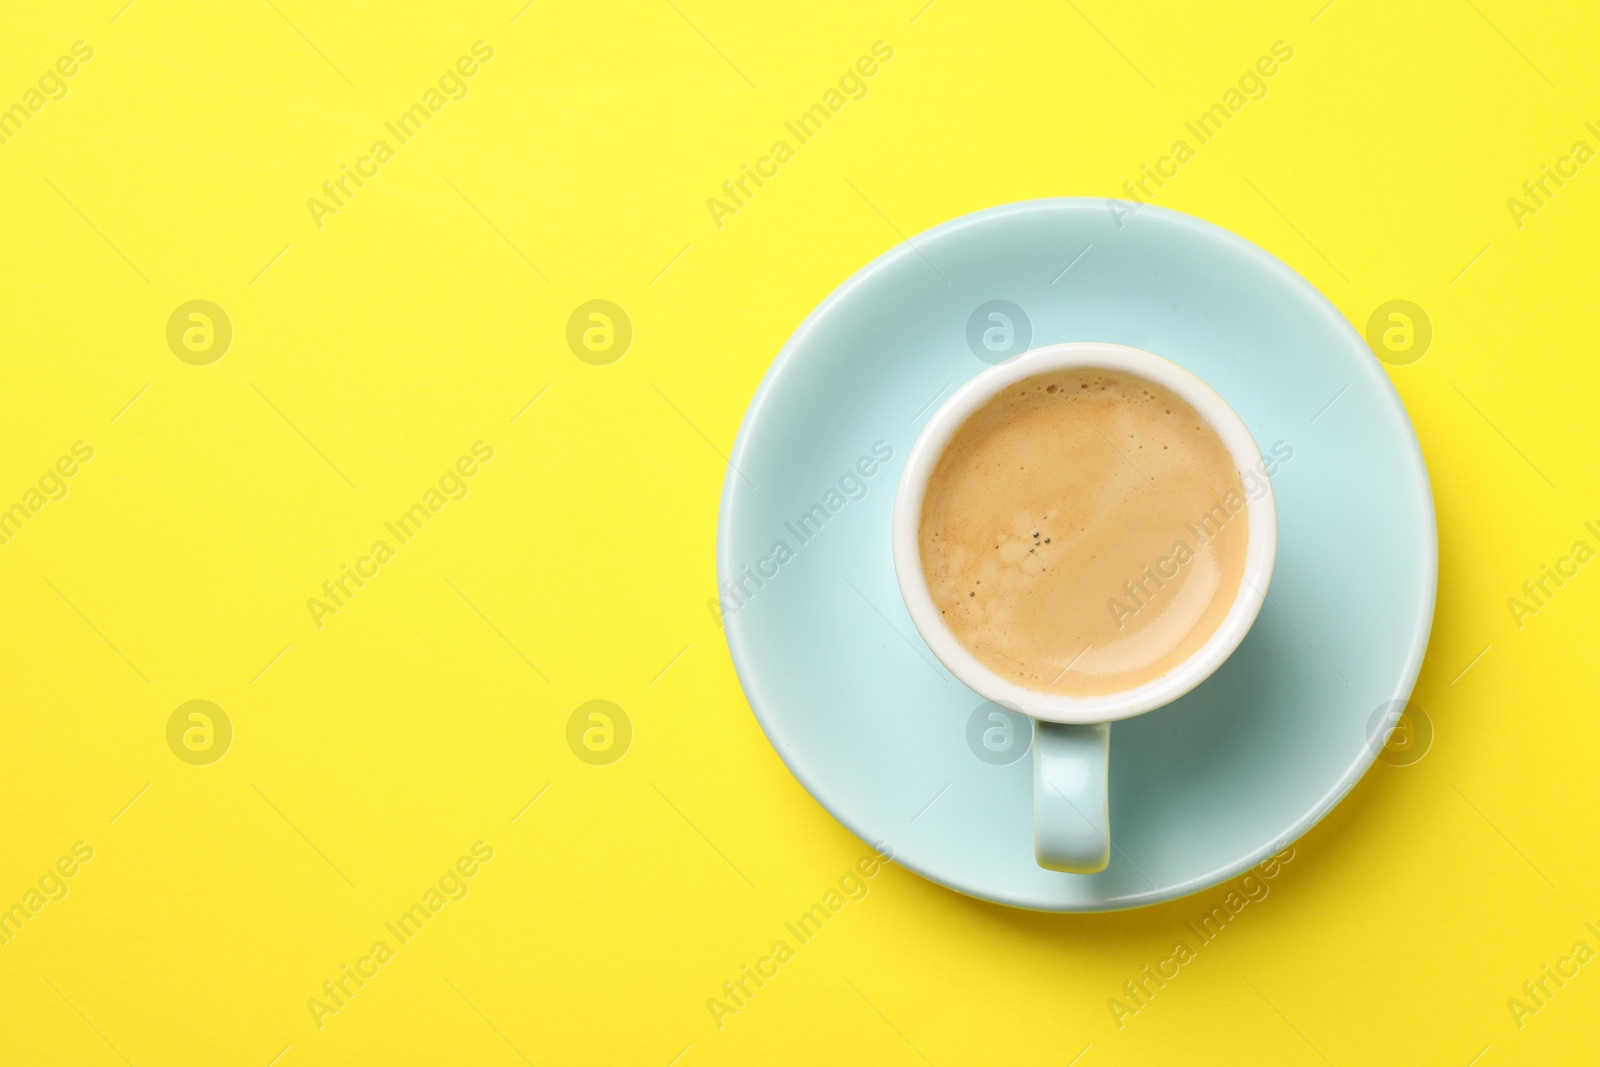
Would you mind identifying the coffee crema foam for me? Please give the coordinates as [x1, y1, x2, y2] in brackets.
[918, 368, 1249, 696]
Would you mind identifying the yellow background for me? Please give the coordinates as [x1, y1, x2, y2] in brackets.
[2, 0, 1597, 1063]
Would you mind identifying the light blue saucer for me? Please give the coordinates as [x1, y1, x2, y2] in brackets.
[717, 199, 1436, 911]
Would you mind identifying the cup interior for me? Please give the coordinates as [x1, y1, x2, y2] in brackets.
[892, 342, 1277, 724]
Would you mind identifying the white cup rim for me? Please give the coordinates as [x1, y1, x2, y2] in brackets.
[892, 342, 1278, 724]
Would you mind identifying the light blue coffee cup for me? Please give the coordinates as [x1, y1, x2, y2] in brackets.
[891, 342, 1278, 873]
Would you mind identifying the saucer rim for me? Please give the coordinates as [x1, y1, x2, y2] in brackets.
[717, 197, 1439, 912]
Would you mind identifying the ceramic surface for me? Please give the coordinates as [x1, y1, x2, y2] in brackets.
[717, 199, 1437, 911]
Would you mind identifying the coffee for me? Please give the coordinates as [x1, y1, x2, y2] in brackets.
[918, 367, 1250, 696]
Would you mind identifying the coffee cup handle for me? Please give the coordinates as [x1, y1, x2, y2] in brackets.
[1033, 720, 1111, 873]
